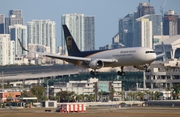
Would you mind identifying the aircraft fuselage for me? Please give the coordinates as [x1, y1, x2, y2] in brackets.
[77, 47, 156, 68]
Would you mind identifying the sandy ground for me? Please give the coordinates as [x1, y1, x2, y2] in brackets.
[0, 107, 180, 117]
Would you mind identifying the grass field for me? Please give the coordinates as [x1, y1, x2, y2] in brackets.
[0, 107, 180, 117]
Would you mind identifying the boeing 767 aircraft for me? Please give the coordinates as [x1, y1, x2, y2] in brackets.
[18, 24, 165, 76]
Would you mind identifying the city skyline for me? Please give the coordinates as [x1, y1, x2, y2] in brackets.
[61, 13, 95, 55]
[0, 0, 179, 49]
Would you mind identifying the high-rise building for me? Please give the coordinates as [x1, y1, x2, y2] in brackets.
[5, 10, 24, 34]
[84, 16, 95, 51]
[118, 13, 134, 47]
[61, 13, 84, 55]
[27, 20, 56, 54]
[61, 13, 95, 54]
[141, 14, 162, 36]
[137, 3, 155, 18]
[163, 10, 179, 36]
[0, 34, 15, 65]
[178, 16, 180, 34]
[133, 17, 152, 48]
[112, 33, 120, 44]
[9, 24, 27, 56]
[0, 14, 4, 34]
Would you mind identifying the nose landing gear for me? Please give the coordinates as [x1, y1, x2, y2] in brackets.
[144, 64, 151, 72]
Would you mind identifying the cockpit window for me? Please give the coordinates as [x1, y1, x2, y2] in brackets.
[145, 51, 155, 53]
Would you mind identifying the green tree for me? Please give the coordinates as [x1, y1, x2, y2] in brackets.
[118, 91, 125, 101]
[154, 91, 161, 100]
[172, 83, 180, 100]
[128, 92, 134, 101]
[84, 94, 89, 101]
[109, 89, 115, 101]
[21, 90, 34, 97]
[79, 94, 84, 101]
[136, 91, 145, 101]
[88, 94, 95, 101]
[56, 91, 75, 102]
[98, 90, 103, 101]
[144, 90, 152, 100]
[30, 85, 45, 102]
[166, 86, 172, 91]
[75, 94, 82, 102]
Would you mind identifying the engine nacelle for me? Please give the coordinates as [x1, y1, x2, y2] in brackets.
[134, 65, 146, 70]
[89, 60, 104, 69]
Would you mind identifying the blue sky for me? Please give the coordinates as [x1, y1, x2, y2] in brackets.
[0, 0, 179, 49]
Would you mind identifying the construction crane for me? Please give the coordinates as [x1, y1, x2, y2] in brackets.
[160, 0, 167, 45]
[148, 0, 150, 14]
[160, 0, 167, 17]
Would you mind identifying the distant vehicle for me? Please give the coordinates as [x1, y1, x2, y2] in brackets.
[18, 25, 165, 76]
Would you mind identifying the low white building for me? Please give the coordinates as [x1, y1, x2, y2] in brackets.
[51, 78, 122, 98]
[155, 35, 180, 59]
[14, 56, 29, 65]
[52, 78, 98, 96]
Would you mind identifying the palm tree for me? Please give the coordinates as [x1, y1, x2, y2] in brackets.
[154, 91, 161, 100]
[89, 94, 95, 102]
[144, 90, 152, 101]
[109, 89, 115, 101]
[132, 92, 136, 100]
[79, 94, 84, 102]
[98, 90, 103, 101]
[74, 94, 80, 102]
[128, 92, 133, 101]
[118, 91, 125, 101]
[84, 94, 89, 101]
[136, 91, 145, 101]
[56, 91, 75, 102]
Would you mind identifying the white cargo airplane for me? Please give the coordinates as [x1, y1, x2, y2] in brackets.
[18, 25, 165, 76]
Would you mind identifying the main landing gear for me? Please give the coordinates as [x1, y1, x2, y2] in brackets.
[117, 66, 126, 76]
[90, 70, 98, 76]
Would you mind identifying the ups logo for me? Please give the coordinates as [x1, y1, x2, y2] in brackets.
[66, 36, 72, 49]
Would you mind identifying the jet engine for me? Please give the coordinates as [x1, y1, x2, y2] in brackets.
[134, 65, 146, 70]
[89, 60, 104, 69]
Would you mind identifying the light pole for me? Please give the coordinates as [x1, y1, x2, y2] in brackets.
[1, 71, 4, 103]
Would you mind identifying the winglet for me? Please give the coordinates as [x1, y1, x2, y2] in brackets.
[18, 38, 29, 52]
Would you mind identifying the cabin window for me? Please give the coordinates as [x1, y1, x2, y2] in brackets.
[145, 51, 155, 53]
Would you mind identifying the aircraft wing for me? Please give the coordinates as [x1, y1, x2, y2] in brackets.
[18, 39, 116, 64]
[36, 52, 116, 63]
[156, 53, 165, 58]
[156, 42, 166, 61]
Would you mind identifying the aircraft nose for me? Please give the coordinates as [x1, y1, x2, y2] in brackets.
[146, 53, 156, 62]
[151, 53, 156, 61]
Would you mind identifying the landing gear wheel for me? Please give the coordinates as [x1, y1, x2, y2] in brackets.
[90, 70, 98, 76]
[117, 66, 126, 76]
[117, 71, 126, 76]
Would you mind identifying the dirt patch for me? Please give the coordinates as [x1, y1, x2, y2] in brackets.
[0, 107, 179, 117]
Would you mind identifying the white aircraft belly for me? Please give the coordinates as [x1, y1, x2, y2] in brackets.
[86, 48, 149, 68]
